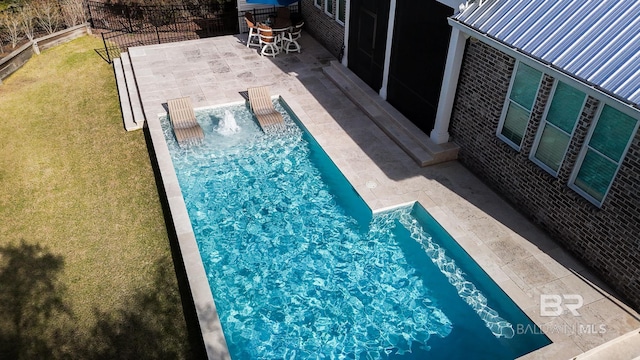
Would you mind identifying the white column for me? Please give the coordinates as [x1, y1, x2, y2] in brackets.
[379, 0, 397, 100]
[430, 27, 468, 144]
[341, 0, 352, 66]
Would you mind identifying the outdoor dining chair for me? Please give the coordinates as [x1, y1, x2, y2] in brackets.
[244, 12, 260, 48]
[257, 24, 280, 57]
[281, 21, 303, 54]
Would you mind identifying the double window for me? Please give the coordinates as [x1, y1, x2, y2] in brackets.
[570, 105, 638, 204]
[531, 81, 586, 175]
[498, 62, 543, 149]
[315, 0, 346, 27]
[336, 0, 346, 25]
[324, 0, 334, 16]
[498, 61, 639, 206]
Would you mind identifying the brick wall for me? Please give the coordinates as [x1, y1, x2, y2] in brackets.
[450, 38, 640, 310]
[301, 0, 344, 58]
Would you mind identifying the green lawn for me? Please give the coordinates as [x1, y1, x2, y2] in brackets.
[0, 35, 194, 359]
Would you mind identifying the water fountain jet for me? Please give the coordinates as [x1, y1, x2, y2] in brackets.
[217, 110, 241, 136]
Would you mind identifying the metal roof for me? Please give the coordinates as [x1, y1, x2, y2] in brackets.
[451, 0, 640, 109]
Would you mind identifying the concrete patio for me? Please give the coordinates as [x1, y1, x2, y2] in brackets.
[115, 33, 640, 359]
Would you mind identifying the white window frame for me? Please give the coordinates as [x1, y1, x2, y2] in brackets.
[568, 104, 639, 207]
[497, 61, 543, 151]
[336, 0, 346, 26]
[324, 0, 334, 16]
[314, 0, 323, 10]
[530, 80, 586, 176]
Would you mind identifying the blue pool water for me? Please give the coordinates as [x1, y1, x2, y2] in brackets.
[161, 100, 550, 359]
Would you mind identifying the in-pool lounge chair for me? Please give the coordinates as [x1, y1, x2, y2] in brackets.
[167, 97, 204, 147]
[247, 86, 285, 131]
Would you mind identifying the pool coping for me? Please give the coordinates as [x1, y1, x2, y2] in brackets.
[148, 104, 232, 359]
[131, 35, 640, 360]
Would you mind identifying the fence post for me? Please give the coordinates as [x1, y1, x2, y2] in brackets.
[101, 32, 111, 64]
[86, 1, 95, 28]
[127, 7, 133, 32]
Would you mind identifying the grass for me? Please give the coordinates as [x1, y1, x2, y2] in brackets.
[0, 35, 195, 358]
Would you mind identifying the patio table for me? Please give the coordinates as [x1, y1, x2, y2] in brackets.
[271, 21, 292, 53]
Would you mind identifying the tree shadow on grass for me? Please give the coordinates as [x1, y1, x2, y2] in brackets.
[0, 241, 195, 359]
[0, 240, 71, 359]
[64, 258, 195, 360]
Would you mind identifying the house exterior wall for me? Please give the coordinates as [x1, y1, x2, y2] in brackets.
[449, 38, 640, 309]
[301, 0, 344, 58]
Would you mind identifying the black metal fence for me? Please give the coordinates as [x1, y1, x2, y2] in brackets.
[87, 1, 300, 63]
[237, 5, 300, 33]
[87, 1, 239, 63]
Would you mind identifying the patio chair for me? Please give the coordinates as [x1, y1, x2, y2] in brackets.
[167, 97, 204, 147]
[244, 12, 260, 48]
[257, 24, 280, 57]
[282, 21, 303, 54]
[247, 86, 284, 131]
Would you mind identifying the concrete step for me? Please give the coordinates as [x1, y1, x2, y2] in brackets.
[120, 52, 145, 130]
[323, 60, 458, 167]
[113, 57, 138, 131]
[571, 328, 640, 360]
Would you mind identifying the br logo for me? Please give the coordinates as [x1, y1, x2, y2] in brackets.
[540, 294, 584, 316]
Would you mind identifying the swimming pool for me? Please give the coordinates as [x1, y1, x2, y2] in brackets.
[161, 99, 550, 359]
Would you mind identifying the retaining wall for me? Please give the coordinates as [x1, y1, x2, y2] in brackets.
[0, 23, 91, 83]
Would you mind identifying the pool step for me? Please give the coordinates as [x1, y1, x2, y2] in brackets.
[113, 52, 145, 131]
[323, 60, 459, 167]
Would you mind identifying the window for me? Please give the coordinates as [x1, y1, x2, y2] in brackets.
[336, 0, 346, 25]
[531, 81, 586, 174]
[325, 0, 334, 16]
[570, 105, 639, 205]
[314, 0, 323, 9]
[497, 62, 543, 149]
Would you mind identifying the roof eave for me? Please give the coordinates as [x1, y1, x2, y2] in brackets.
[448, 17, 640, 117]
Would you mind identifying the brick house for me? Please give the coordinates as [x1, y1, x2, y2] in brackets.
[300, 0, 640, 309]
[445, 0, 640, 310]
